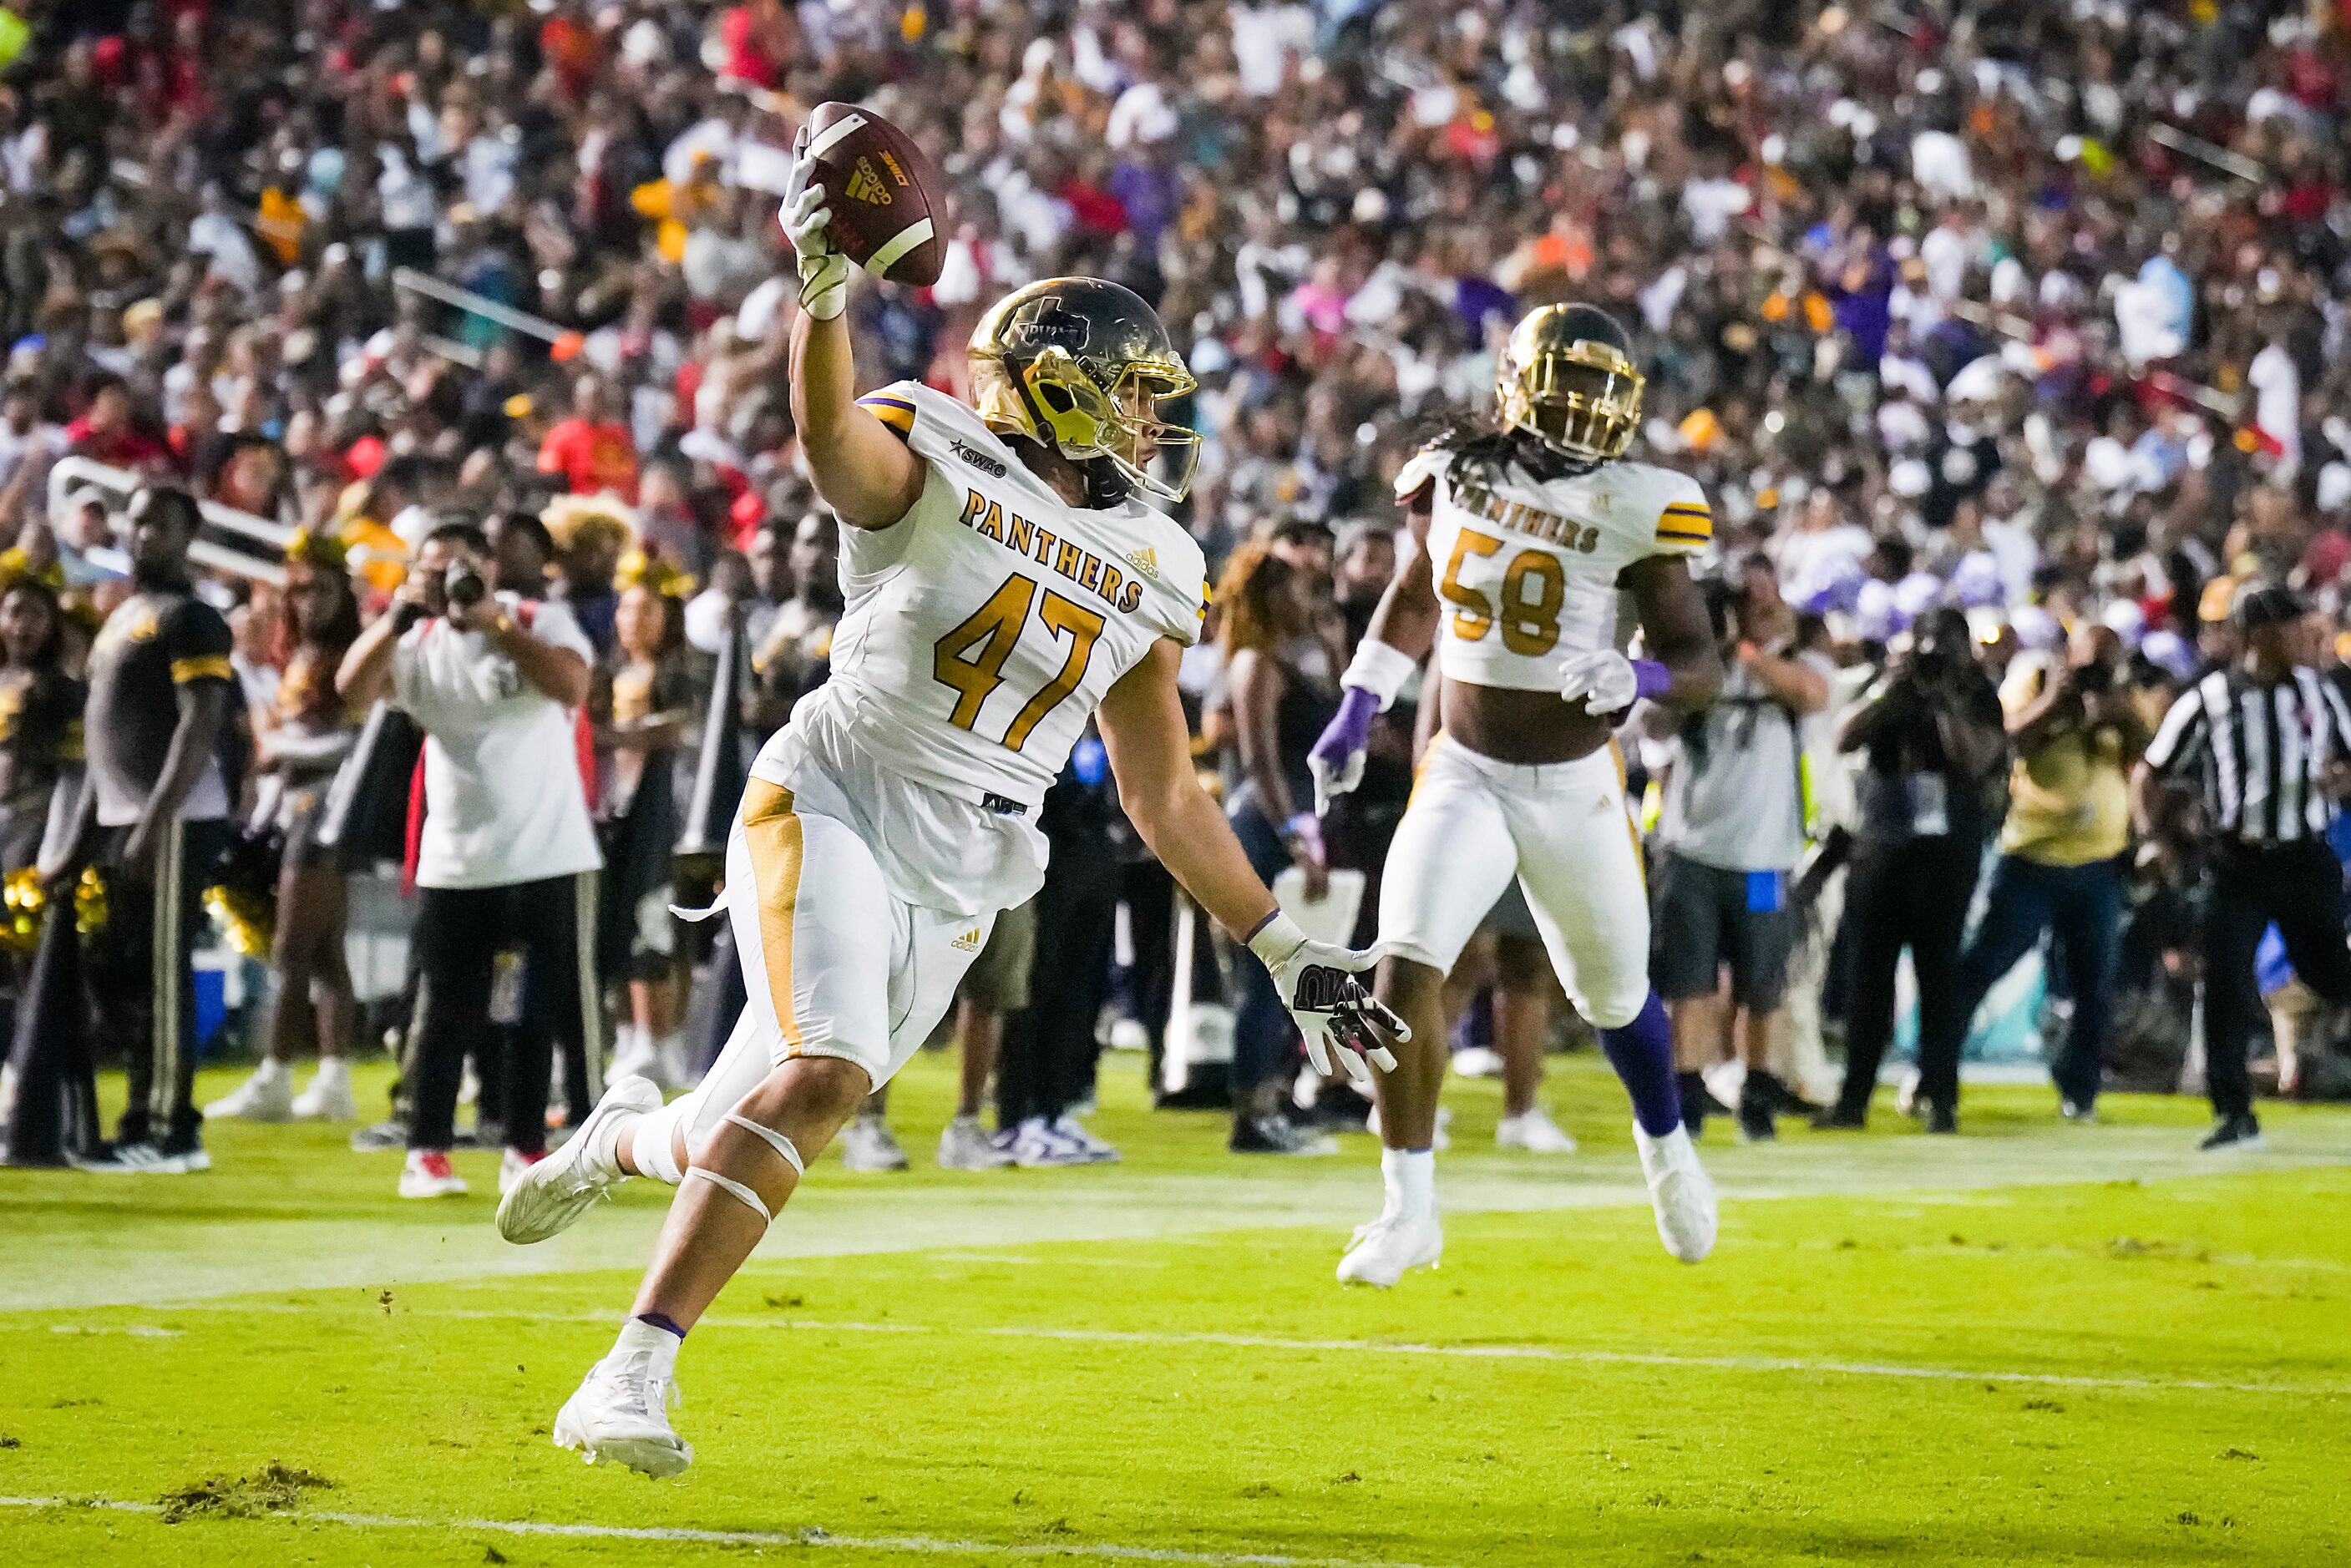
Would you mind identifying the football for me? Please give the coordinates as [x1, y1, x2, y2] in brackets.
[800, 100, 947, 288]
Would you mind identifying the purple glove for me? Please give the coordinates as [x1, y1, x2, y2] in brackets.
[1308, 685, 1381, 815]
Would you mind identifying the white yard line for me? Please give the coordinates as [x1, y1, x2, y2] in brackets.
[96, 1302, 2349, 1399]
[0, 1495, 1457, 1568]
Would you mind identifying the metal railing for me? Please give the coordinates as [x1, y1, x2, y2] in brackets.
[46, 456, 293, 586]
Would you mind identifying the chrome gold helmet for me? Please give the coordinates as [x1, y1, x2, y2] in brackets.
[1495, 303, 1644, 465]
[970, 277, 1200, 503]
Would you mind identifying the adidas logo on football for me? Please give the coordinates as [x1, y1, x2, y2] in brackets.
[845, 158, 891, 205]
[950, 926, 984, 953]
[1126, 547, 1158, 579]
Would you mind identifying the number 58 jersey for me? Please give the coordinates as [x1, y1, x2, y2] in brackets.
[798, 379, 1209, 812]
[1402, 445, 1712, 692]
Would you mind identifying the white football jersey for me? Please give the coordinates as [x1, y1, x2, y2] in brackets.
[795, 380, 1209, 811]
[1401, 446, 1712, 692]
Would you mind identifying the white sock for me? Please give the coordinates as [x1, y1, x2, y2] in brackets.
[1381, 1146, 1436, 1219]
[612, 1314, 682, 1370]
[613, 1023, 646, 1064]
[310, 1057, 348, 1085]
[252, 1057, 288, 1082]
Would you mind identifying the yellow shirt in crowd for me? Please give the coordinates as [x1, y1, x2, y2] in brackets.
[1997, 655, 2131, 867]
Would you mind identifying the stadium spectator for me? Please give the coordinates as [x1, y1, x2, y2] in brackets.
[1914, 621, 2143, 1126]
[203, 530, 363, 1124]
[1649, 563, 1832, 1142]
[1817, 607, 2006, 1133]
[1215, 539, 1341, 1156]
[337, 520, 601, 1198]
[69, 487, 235, 1173]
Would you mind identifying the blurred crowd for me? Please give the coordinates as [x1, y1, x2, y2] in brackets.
[4, 0, 2351, 1177]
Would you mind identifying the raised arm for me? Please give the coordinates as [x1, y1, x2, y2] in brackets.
[780, 133, 924, 532]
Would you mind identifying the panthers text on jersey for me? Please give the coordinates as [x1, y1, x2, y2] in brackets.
[792, 379, 1209, 810]
[1397, 445, 1712, 693]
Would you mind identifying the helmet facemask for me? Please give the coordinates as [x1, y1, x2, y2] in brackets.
[1497, 336, 1644, 466]
[1009, 346, 1198, 504]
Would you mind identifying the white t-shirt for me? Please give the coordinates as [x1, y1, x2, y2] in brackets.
[393, 594, 601, 889]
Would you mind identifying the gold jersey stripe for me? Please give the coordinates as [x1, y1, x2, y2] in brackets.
[858, 397, 917, 433]
[740, 779, 808, 1055]
[170, 655, 234, 684]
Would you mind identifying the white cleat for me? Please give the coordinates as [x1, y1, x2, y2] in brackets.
[496, 1075, 660, 1243]
[937, 1115, 1015, 1171]
[204, 1062, 293, 1122]
[553, 1333, 692, 1478]
[838, 1113, 910, 1172]
[1633, 1121, 1717, 1263]
[1336, 1211, 1442, 1287]
[1496, 1107, 1578, 1153]
[290, 1062, 357, 1122]
[398, 1149, 469, 1199]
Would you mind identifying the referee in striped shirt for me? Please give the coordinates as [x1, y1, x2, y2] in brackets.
[2136, 584, 2351, 1151]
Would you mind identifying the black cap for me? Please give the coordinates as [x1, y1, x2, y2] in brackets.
[2230, 581, 2306, 633]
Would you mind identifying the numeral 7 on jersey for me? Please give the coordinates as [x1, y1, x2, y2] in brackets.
[932, 573, 1107, 751]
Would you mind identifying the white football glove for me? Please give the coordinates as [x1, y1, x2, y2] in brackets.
[780, 128, 849, 322]
[1558, 649, 1639, 715]
[1247, 913, 1409, 1090]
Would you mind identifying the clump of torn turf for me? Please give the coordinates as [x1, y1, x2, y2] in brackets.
[157, 1464, 333, 1523]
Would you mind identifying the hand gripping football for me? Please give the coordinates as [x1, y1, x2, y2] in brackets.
[799, 102, 948, 288]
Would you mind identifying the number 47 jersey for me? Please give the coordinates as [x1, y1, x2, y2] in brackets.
[1404, 443, 1712, 692]
[806, 379, 1209, 811]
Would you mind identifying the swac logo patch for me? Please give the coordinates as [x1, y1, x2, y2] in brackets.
[1125, 547, 1159, 579]
[845, 158, 891, 205]
[949, 438, 1007, 478]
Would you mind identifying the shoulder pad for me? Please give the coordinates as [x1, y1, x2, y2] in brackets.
[1394, 448, 1452, 507]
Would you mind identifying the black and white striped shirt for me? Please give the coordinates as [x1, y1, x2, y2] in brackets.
[2146, 666, 2351, 844]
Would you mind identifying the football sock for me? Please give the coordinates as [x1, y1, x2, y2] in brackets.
[1599, 992, 1684, 1139]
[1381, 1146, 1436, 1219]
[633, 1311, 687, 1341]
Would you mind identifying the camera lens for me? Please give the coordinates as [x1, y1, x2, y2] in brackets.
[444, 563, 485, 609]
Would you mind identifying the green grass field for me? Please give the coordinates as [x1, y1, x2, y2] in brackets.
[3, 1050, 2348, 1567]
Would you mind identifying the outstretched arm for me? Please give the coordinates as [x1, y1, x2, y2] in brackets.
[781, 134, 924, 531]
[1100, 639, 1405, 1082]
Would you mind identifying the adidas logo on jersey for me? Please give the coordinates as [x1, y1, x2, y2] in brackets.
[950, 926, 984, 953]
[845, 158, 891, 205]
[1126, 547, 1159, 579]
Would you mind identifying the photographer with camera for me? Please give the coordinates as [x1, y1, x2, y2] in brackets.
[338, 521, 601, 1199]
[1914, 622, 2144, 1127]
[1817, 606, 2007, 1131]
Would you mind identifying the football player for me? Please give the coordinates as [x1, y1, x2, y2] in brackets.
[1310, 304, 1725, 1285]
[493, 134, 1405, 1477]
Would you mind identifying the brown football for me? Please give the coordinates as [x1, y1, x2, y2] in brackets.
[800, 101, 947, 288]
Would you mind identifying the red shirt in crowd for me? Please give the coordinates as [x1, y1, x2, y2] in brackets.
[537, 417, 640, 501]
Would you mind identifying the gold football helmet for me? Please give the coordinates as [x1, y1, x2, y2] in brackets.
[1495, 303, 1644, 465]
[970, 278, 1200, 503]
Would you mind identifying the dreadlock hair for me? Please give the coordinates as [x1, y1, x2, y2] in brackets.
[1415, 407, 1594, 489]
